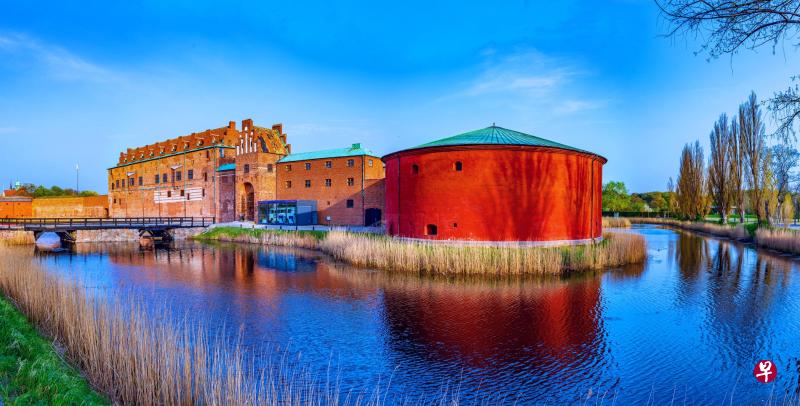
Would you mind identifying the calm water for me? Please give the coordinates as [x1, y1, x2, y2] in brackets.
[20, 225, 800, 404]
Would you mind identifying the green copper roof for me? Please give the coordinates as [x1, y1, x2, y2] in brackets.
[398, 126, 595, 156]
[278, 143, 377, 163]
[216, 163, 236, 172]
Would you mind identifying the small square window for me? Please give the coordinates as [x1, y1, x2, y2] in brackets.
[286, 164, 292, 172]
[412, 164, 419, 174]
[346, 199, 354, 208]
[325, 160, 332, 168]
[425, 224, 438, 236]
[180, 189, 185, 197]
[286, 180, 292, 188]
[305, 180, 311, 188]
[162, 173, 167, 183]
[188, 169, 194, 179]
[203, 172, 208, 181]
[244, 164, 250, 174]
[368, 159, 374, 167]
[155, 175, 160, 184]
[167, 191, 172, 198]
[454, 161, 462, 171]
[267, 164, 273, 173]
[138, 176, 143, 186]
[347, 177, 354, 186]
[305, 162, 311, 170]
[176, 171, 182, 181]
[325, 178, 332, 187]
[347, 159, 354, 167]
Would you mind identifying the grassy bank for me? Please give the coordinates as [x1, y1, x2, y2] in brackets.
[754, 228, 800, 255]
[193, 226, 324, 249]
[629, 217, 752, 240]
[0, 248, 340, 405]
[197, 227, 648, 276]
[0, 294, 106, 405]
[602, 217, 631, 228]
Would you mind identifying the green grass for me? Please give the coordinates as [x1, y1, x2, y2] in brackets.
[0, 295, 107, 405]
[194, 226, 328, 241]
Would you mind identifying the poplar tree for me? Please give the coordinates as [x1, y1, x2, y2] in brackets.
[708, 113, 734, 223]
[677, 141, 706, 220]
[728, 118, 746, 223]
[738, 92, 770, 224]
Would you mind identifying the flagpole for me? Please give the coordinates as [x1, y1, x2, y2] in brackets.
[76, 164, 80, 194]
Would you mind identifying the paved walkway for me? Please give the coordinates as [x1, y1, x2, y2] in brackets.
[208, 221, 384, 234]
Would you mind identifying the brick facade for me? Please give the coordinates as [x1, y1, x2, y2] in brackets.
[276, 154, 385, 226]
[32, 196, 109, 218]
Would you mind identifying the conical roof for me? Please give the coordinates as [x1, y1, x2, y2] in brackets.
[386, 126, 602, 159]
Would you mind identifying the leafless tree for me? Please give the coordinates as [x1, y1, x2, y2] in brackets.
[708, 113, 735, 223]
[770, 141, 799, 208]
[729, 117, 746, 222]
[739, 92, 771, 223]
[657, 0, 800, 138]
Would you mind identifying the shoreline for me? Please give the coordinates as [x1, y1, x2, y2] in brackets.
[0, 294, 106, 404]
[193, 227, 648, 276]
[628, 218, 800, 255]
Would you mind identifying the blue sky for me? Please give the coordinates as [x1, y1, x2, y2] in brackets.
[1, 0, 798, 193]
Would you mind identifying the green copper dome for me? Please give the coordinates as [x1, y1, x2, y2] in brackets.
[408, 125, 591, 154]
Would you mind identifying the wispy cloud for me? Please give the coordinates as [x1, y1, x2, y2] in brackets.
[0, 33, 119, 83]
[441, 48, 610, 115]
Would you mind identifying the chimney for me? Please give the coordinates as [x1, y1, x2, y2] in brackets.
[228, 121, 236, 130]
[272, 123, 283, 135]
[241, 119, 253, 132]
[286, 144, 292, 154]
[280, 134, 287, 145]
[351, 143, 361, 149]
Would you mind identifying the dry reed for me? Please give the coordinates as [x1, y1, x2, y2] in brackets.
[754, 228, 800, 255]
[194, 227, 321, 249]
[318, 231, 647, 276]
[0, 230, 35, 246]
[602, 217, 632, 228]
[0, 248, 372, 405]
[629, 218, 749, 240]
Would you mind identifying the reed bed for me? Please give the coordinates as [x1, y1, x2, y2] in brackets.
[318, 231, 647, 276]
[629, 218, 750, 240]
[754, 228, 800, 255]
[0, 248, 376, 405]
[602, 217, 631, 228]
[0, 230, 35, 246]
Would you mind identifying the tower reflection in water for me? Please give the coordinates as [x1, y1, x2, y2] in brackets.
[48, 241, 620, 402]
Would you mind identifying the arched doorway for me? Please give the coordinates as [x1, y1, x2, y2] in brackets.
[243, 182, 255, 221]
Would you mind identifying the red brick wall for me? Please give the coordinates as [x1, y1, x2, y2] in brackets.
[276, 155, 385, 226]
[216, 169, 236, 222]
[0, 199, 32, 218]
[32, 196, 109, 218]
[383, 146, 604, 242]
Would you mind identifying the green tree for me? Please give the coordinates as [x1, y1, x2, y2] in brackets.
[602, 181, 632, 212]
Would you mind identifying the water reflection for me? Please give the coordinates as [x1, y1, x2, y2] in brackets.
[18, 226, 800, 403]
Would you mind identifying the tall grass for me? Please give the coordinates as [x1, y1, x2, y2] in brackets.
[0, 248, 369, 405]
[0, 230, 35, 246]
[629, 218, 750, 240]
[602, 217, 631, 228]
[754, 228, 800, 255]
[319, 231, 647, 276]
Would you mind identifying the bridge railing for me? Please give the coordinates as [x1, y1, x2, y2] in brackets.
[0, 217, 216, 230]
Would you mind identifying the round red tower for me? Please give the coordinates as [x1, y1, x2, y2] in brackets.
[382, 126, 607, 244]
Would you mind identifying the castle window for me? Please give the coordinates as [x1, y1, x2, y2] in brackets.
[305, 163, 311, 170]
[111, 183, 114, 190]
[203, 172, 208, 182]
[244, 164, 250, 174]
[202, 188, 205, 197]
[206, 150, 210, 159]
[286, 164, 292, 172]
[138, 176, 143, 186]
[129, 178, 134, 186]
[305, 180, 311, 188]
[155, 175, 160, 184]
[325, 178, 332, 187]
[347, 177, 354, 186]
[454, 161, 462, 171]
[180, 189, 185, 197]
[285, 181, 292, 188]
[188, 170, 194, 180]
[113, 198, 116, 204]
[116, 180, 120, 188]
[162, 173, 167, 183]
[425, 224, 438, 236]
[219, 149, 225, 158]
[346, 199, 354, 208]
[267, 164, 273, 173]
[325, 160, 332, 168]
[347, 159, 354, 167]
[368, 159, 374, 167]
[176, 171, 182, 181]
[167, 191, 172, 198]
[412, 164, 419, 174]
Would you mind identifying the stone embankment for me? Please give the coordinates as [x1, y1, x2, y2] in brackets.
[0, 227, 206, 245]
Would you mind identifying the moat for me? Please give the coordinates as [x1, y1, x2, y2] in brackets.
[15, 224, 800, 403]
